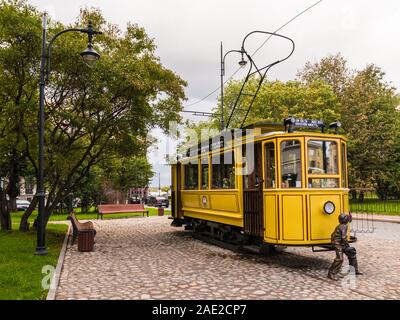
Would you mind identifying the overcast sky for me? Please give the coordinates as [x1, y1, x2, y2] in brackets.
[29, 0, 400, 187]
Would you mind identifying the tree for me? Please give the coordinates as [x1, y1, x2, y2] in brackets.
[105, 156, 154, 203]
[298, 54, 399, 196]
[341, 65, 399, 195]
[0, 0, 42, 230]
[193, 78, 341, 130]
[296, 53, 350, 98]
[0, 2, 187, 231]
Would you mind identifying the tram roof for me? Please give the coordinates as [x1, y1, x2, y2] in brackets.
[242, 120, 285, 131]
[180, 118, 346, 159]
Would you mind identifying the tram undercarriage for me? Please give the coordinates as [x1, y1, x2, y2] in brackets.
[174, 217, 278, 254]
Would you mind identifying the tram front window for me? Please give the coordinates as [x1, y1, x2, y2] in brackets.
[307, 140, 338, 174]
[280, 140, 302, 188]
[308, 178, 339, 188]
[307, 140, 340, 188]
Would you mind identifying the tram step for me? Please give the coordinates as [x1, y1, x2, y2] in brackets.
[241, 245, 261, 254]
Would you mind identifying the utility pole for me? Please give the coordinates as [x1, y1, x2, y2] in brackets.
[158, 172, 161, 196]
[220, 42, 224, 131]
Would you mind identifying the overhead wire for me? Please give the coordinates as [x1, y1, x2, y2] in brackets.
[182, 0, 323, 110]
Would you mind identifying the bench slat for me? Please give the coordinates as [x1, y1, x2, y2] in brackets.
[97, 204, 149, 219]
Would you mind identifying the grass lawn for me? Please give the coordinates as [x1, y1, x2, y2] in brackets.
[11, 207, 171, 224]
[350, 199, 400, 215]
[2, 207, 169, 300]
[0, 223, 68, 300]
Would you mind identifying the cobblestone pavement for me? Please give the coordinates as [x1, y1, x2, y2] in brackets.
[55, 217, 400, 300]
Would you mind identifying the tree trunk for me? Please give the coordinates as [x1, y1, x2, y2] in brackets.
[7, 163, 20, 213]
[9, 196, 17, 212]
[19, 196, 38, 232]
[0, 189, 12, 231]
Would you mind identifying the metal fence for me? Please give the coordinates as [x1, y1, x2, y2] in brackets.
[349, 189, 400, 214]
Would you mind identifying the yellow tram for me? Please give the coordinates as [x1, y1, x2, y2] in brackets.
[170, 117, 351, 251]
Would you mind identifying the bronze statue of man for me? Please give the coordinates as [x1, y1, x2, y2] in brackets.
[328, 213, 363, 280]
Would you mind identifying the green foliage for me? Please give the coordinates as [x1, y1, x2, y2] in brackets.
[200, 77, 341, 129]
[0, 0, 42, 229]
[341, 65, 398, 192]
[296, 53, 349, 97]
[298, 55, 399, 197]
[104, 156, 154, 194]
[0, 1, 187, 229]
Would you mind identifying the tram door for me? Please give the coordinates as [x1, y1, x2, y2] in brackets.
[171, 163, 183, 219]
[243, 143, 264, 237]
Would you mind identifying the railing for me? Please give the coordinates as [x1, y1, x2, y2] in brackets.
[349, 189, 400, 214]
[349, 188, 400, 233]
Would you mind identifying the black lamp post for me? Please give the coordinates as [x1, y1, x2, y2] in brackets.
[220, 43, 247, 131]
[35, 13, 102, 255]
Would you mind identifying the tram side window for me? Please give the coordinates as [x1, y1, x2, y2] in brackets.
[264, 142, 276, 188]
[201, 158, 209, 190]
[341, 142, 347, 188]
[184, 162, 199, 190]
[212, 152, 235, 189]
[280, 140, 302, 188]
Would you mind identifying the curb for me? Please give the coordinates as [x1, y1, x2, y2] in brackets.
[352, 216, 400, 224]
[46, 223, 70, 300]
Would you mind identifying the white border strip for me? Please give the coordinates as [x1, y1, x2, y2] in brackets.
[46, 223, 70, 300]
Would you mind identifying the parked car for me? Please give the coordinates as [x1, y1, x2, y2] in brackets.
[128, 196, 141, 204]
[146, 195, 169, 208]
[16, 200, 31, 211]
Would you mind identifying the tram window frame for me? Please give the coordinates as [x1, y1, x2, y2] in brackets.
[264, 142, 276, 189]
[200, 156, 209, 190]
[183, 159, 199, 190]
[307, 140, 338, 175]
[280, 139, 302, 188]
[308, 178, 340, 188]
[242, 143, 260, 190]
[211, 150, 236, 189]
[341, 142, 348, 188]
[306, 139, 341, 189]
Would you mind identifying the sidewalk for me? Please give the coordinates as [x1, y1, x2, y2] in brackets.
[352, 213, 400, 224]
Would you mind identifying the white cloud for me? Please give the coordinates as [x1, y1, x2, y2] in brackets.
[28, 0, 400, 186]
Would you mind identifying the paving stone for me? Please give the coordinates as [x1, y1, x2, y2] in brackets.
[55, 217, 400, 300]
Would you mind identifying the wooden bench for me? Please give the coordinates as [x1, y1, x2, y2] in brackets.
[67, 213, 96, 246]
[97, 204, 149, 219]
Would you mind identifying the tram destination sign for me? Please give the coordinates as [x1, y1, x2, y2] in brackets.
[291, 118, 325, 129]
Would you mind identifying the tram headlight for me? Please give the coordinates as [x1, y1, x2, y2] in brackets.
[323, 201, 335, 214]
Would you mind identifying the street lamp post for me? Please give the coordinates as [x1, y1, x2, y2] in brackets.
[220, 43, 247, 132]
[35, 13, 102, 255]
[158, 172, 161, 196]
